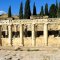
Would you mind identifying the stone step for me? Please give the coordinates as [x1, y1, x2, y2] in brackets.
[0, 46, 59, 51]
[15, 46, 59, 51]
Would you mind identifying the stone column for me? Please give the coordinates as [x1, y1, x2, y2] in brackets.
[8, 25, 12, 46]
[44, 23, 48, 46]
[15, 25, 17, 32]
[32, 24, 36, 46]
[5, 26, 8, 36]
[0, 25, 2, 46]
[20, 24, 24, 46]
[15, 25, 17, 37]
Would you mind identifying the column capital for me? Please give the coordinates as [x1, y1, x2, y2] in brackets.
[8, 24, 12, 26]
[20, 24, 24, 26]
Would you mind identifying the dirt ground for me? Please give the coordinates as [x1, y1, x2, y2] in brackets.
[0, 46, 60, 60]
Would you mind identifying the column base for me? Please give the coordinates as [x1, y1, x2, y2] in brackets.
[45, 43, 48, 46]
[20, 44, 23, 47]
[8, 44, 12, 46]
[32, 44, 36, 47]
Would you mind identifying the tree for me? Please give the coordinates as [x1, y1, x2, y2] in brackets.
[8, 6, 12, 17]
[59, 2, 60, 9]
[33, 3, 36, 15]
[57, 2, 60, 17]
[24, 0, 31, 19]
[19, 2, 23, 19]
[45, 3, 49, 16]
[56, 0, 58, 10]
[49, 4, 57, 18]
[40, 6, 44, 16]
[56, 0, 58, 17]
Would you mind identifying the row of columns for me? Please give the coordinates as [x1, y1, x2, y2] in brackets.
[0, 23, 48, 46]
[32, 23, 48, 46]
[8, 24, 24, 46]
[19, 23, 48, 46]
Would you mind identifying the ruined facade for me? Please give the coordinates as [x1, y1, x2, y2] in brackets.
[0, 18, 60, 47]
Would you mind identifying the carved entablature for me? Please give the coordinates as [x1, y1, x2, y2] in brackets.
[0, 18, 60, 25]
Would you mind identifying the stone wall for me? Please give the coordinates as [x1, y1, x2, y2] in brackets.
[1, 37, 60, 47]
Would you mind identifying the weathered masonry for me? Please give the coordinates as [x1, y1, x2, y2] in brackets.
[0, 18, 60, 47]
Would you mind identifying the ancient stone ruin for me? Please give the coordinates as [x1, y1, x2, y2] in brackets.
[0, 18, 60, 47]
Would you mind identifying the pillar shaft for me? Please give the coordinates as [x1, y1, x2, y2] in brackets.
[8, 25, 12, 45]
[15, 25, 17, 32]
[0, 25, 2, 46]
[32, 24, 36, 46]
[0, 26, 1, 39]
[44, 23, 48, 46]
[5, 26, 8, 35]
[20, 24, 24, 46]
